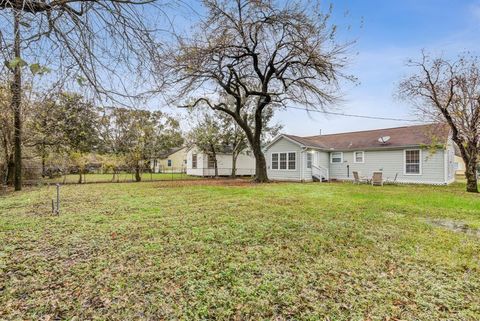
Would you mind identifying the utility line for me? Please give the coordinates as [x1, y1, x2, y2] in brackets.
[285, 106, 423, 122]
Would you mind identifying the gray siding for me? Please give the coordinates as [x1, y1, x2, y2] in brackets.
[265, 136, 450, 185]
[266, 138, 303, 181]
[329, 148, 447, 184]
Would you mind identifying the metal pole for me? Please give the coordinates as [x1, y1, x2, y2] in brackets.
[56, 183, 60, 215]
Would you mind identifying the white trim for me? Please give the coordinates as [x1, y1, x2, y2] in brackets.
[270, 151, 297, 171]
[404, 149, 422, 175]
[353, 151, 365, 164]
[330, 152, 343, 164]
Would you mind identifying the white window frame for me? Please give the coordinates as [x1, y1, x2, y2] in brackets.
[353, 151, 365, 164]
[271, 152, 297, 170]
[330, 152, 343, 164]
[271, 153, 279, 170]
[287, 152, 296, 170]
[306, 152, 313, 169]
[404, 149, 422, 175]
[207, 155, 216, 169]
[192, 154, 197, 169]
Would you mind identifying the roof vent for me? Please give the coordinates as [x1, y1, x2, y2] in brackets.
[378, 136, 391, 144]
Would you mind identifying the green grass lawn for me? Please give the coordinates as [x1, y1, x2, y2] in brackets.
[0, 181, 479, 320]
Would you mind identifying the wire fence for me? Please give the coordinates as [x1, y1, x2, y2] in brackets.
[1, 166, 256, 188]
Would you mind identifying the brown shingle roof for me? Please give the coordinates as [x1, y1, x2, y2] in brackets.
[283, 124, 449, 151]
[157, 146, 186, 159]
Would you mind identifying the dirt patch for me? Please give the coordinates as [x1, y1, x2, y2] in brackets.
[426, 219, 480, 238]
[154, 178, 262, 188]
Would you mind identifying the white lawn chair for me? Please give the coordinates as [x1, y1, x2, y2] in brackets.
[353, 171, 368, 184]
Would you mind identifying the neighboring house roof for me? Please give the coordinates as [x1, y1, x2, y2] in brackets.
[271, 123, 450, 151]
[156, 146, 186, 159]
[187, 144, 248, 154]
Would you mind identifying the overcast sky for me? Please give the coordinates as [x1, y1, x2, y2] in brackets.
[166, 0, 480, 136]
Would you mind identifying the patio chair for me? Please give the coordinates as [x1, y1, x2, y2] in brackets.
[371, 171, 383, 186]
[353, 171, 368, 184]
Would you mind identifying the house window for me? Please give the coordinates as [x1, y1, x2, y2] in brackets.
[208, 155, 216, 169]
[307, 153, 313, 169]
[271, 152, 296, 170]
[405, 149, 421, 174]
[279, 153, 287, 169]
[192, 154, 197, 169]
[354, 151, 364, 163]
[272, 153, 279, 169]
[167, 159, 172, 167]
[331, 152, 343, 164]
[288, 152, 296, 170]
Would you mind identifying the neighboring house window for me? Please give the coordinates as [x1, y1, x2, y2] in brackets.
[271, 152, 296, 170]
[208, 155, 216, 169]
[192, 154, 197, 169]
[331, 152, 343, 163]
[288, 152, 296, 170]
[405, 149, 421, 174]
[307, 153, 313, 169]
[272, 153, 279, 169]
[354, 151, 364, 163]
[184, 159, 187, 164]
[167, 159, 172, 167]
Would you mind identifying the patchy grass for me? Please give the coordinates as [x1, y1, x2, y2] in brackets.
[0, 181, 479, 320]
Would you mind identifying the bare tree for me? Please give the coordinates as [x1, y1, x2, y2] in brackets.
[219, 103, 281, 178]
[399, 53, 480, 193]
[161, 0, 354, 182]
[0, 0, 168, 190]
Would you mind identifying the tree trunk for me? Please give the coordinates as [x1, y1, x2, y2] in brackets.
[12, 9, 22, 191]
[231, 152, 238, 178]
[135, 165, 141, 182]
[213, 152, 218, 178]
[78, 172, 82, 184]
[41, 151, 46, 178]
[465, 160, 478, 193]
[251, 141, 268, 183]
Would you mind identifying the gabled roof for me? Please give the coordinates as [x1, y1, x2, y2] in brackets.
[156, 146, 186, 159]
[271, 123, 450, 151]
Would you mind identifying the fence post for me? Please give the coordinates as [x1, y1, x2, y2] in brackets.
[54, 183, 60, 215]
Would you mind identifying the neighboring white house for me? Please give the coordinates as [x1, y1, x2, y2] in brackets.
[264, 124, 456, 185]
[186, 146, 256, 177]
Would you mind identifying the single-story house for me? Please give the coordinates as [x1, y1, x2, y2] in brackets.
[264, 124, 456, 185]
[151, 147, 187, 173]
[186, 145, 256, 177]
